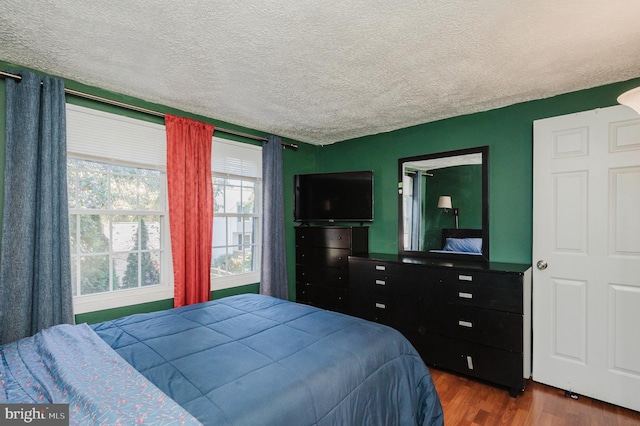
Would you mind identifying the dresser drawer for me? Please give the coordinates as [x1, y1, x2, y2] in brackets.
[440, 269, 523, 288]
[435, 270, 523, 313]
[296, 283, 348, 312]
[424, 305, 523, 352]
[355, 293, 407, 325]
[418, 332, 524, 391]
[364, 297, 395, 325]
[296, 227, 356, 249]
[297, 264, 348, 288]
[349, 257, 420, 277]
[297, 247, 350, 269]
[446, 283, 522, 313]
[354, 272, 420, 297]
[353, 293, 421, 332]
[349, 258, 421, 295]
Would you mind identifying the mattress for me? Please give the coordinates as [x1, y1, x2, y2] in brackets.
[1, 294, 443, 425]
[93, 294, 443, 425]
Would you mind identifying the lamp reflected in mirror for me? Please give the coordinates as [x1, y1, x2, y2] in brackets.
[437, 195, 452, 211]
[438, 195, 459, 228]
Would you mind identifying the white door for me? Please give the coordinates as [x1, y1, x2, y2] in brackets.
[533, 105, 640, 412]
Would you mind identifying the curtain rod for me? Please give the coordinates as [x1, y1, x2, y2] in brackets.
[0, 70, 298, 150]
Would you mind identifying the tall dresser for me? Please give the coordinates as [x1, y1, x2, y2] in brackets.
[295, 226, 368, 313]
[349, 253, 531, 396]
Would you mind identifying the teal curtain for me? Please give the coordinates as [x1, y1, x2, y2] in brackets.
[0, 70, 74, 344]
[260, 135, 288, 299]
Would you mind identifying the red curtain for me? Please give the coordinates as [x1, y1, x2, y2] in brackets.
[165, 114, 214, 307]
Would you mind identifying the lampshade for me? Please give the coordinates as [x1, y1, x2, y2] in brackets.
[437, 196, 452, 209]
[617, 87, 640, 115]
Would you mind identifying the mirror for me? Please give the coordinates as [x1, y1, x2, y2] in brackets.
[398, 146, 489, 261]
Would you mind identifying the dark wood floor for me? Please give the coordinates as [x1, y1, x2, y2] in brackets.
[429, 367, 640, 425]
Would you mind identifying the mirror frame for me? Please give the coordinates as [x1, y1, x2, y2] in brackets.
[397, 146, 489, 262]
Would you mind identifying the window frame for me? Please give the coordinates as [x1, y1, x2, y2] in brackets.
[67, 104, 173, 314]
[67, 156, 173, 314]
[210, 138, 262, 291]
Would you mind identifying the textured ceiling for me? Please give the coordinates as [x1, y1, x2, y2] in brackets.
[2, 1, 640, 145]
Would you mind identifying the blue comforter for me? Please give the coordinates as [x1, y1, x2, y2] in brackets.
[0, 323, 201, 425]
[93, 294, 443, 425]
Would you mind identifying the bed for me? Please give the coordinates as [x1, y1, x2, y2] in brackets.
[1, 294, 444, 425]
[429, 228, 483, 255]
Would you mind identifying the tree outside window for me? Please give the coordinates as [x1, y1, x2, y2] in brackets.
[68, 158, 164, 296]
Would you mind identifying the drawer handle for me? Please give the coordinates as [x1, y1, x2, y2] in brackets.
[459, 274, 473, 282]
[375, 265, 386, 271]
[466, 356, 474, 370]
[375, 279, 386, 286]
[458, 292, 473, 299]
[375, 302, 386, 309]
[458, 320, 473, 328]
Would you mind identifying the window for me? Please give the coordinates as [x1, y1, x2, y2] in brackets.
[66, 105, 263, 311]
[68, 159, 164, 296]
[66, 104, 170, 314]
[210, 138, 262, 290]
[211, 175, 259, 277]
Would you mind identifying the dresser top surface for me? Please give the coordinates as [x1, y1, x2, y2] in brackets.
[351, 253, 531, 274]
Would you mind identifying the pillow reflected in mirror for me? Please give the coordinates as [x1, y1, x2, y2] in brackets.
[443, 237, 482, 254]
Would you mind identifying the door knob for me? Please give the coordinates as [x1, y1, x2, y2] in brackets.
[536, 260, 548, 270]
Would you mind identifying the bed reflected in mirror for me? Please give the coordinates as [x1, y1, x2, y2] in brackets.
[398, 146, 489, 261]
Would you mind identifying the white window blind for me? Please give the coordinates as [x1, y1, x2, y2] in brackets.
[67, 105, 261, 176]
[212, 137, 262, 179]
[66, 104, 166, 168]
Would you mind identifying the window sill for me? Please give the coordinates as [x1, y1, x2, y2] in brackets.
[73, 285, 174, 315]
[211, 272, 260, 291]
[73, 273, 260, 314]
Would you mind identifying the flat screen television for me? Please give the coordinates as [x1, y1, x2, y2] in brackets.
[294, 170, 374, 223]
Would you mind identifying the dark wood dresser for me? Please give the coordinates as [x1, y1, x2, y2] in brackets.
[295, 226, 368, 313]
[349, 253, 531, 396]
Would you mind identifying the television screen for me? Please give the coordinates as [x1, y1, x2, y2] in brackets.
[294, 171, 374, 222]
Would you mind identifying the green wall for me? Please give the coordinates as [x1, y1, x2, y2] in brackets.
[290, 78, 640, 264]
[2, 60, 640, 321]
